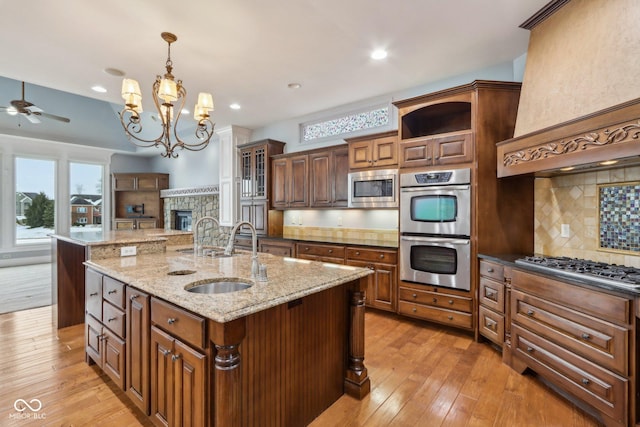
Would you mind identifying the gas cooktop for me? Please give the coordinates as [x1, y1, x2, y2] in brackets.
[515, 255, 640, 290]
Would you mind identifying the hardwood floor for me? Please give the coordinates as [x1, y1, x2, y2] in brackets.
[0, 306, 602, 426]
[0, 263, 51, 314]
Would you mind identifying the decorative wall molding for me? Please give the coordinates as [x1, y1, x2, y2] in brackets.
[160, 185, 219, 198]
[503, 121, 640, 167]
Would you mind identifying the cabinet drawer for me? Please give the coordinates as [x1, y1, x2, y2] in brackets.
[86, 269, 103, 321]
[479, 277, 505, 314]
[512, 289, 629, 375]
[296, 243, 345, 259]
[103, 276, 126, 309]
[512, 324, 627, 423]
[399, 287, 472, 313]
[151, 298, 206, 349]
[479, 260, 504, 282]
[512, 269, 631, 325]
[259, 242, 293, 257]
[103, 301, 126, 339]
[346, 247, 397, 264]
[478, 305, 504, 346]
[398, 301, 472, 329]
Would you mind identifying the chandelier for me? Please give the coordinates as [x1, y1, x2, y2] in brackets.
[119, 32, 215, 158]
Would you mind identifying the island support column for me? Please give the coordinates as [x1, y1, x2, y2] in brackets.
[209, 317, 246, 427]
[344, 277, 371, 399]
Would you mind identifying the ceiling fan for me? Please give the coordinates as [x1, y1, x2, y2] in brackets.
[0, 81, 70, 124]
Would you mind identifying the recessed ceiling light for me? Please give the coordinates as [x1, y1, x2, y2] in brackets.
[230, 103, 241, 110]
[104, 68, 125, 77]
[91, 85, 107, 93]
[287, 83, 301, 89]
[181, 109, 190, 115]
[371, 49, 388, 60]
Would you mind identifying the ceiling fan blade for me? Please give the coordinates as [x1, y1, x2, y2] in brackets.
[24, 112, 41, 124]
[38, 111, 70, 123]
[27, 104, 43, 113]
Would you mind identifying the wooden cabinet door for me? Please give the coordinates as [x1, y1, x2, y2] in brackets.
[332, 146, 349, 207]
[371, 136, 397, 167]
[127, 287, 151, 415]
[288, 155, 308, 207]
[371, 264, 397, 311]
[399, 139, 433, 168]
[115, 219, 135, 230]
[85, 315, 103, 365]
[432, 132, 473, 165]
[173, 340, 206, 427]
[113, 174, 137, 191]
[103, 329, 126, 390]
[272, 158, 288, 208]
[309, 151, 332, 207]
[151, 326, 175, 427]
[348, 140, 373, 169]
[137, 219, 158, 229]
[137, 176, 159, 190]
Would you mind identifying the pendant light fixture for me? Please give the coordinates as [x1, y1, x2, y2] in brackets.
[119, 32, 215, 158]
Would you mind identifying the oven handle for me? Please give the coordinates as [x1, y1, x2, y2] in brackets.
[400, 184, 470, 192]
[400, 235, 470, 245]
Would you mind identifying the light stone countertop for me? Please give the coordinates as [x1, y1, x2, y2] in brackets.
[52, 229, 192, 246]
[84, 249, 372, 323]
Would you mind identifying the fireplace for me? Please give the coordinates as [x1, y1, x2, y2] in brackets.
[174, 210, 192, 231]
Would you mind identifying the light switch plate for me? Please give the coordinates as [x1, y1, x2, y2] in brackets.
[120, 246, 137, 257]
[560, 224, 570, 238]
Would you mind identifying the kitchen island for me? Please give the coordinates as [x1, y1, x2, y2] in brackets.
[84, 248, 372, 426]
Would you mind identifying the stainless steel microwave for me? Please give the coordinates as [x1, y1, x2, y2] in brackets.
[347, 169, 398, 208]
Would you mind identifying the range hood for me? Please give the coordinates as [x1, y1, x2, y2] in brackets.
[497, 0, 640, 177]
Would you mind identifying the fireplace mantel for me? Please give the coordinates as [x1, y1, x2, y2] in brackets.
[161, 185, 219, 198]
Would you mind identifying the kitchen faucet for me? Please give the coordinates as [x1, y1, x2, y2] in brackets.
[193, 216, 220, 256]
[225, 220, 259, 278]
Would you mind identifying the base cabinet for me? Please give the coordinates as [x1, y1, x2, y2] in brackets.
[126, 287, 151, 414]
[508, 268, 635, 427]
[477, 259, 507, 347]
[346, 247, 397, 312]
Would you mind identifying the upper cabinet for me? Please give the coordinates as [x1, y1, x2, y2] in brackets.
[111, 173, 169, 230]
[346, 131, 398, 170]
[272, 153, 309, 209]
[309, 145, 349, 208]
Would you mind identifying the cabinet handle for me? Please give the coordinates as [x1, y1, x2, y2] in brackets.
[162, 349, 171, 356]
[432, 298, 438, 303]
[108, 289, 117, 294]
[107, 317, 116, 322]
[487, 267, 494, 273]
[412, 308, 417, 313]
[328, 249, 333, 253]
[426, 156, 432, 161]
[171, 354, 181, 362]
[304, 247, 309, 251]
[526, 309, 534, 316]
[448, 300, 454, 305]
[379, 254, 384, 259]
[486, 289, 497, 297]
[167, 318, 177, 325]
[412, 293, 417, 299]
[355, 251, 360, 256]
[581, 333, 591, 340]
[526, 347, 533, 352]
[447, 315, 453, 320]
[130, 294, 139, 300]
[581, 378, 590, 385]
[90, 292, 98, 297]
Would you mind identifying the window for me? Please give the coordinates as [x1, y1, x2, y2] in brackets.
[77, 207, 87, 213]
[301, 104, 390, 143]
[15, 157, 56, 245]
[70, 162, 103, 237]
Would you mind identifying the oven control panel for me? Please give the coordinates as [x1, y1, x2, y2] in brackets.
[400, 168, 470, 187]
[414, 172, 452, 184]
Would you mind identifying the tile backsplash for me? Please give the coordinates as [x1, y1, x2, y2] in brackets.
[534, 166, 640, 268]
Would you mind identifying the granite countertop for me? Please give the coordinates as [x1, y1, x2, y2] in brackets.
[262, 234, 399, 249]
[84, 249, 372, 323]
[52, 229, 192, 246]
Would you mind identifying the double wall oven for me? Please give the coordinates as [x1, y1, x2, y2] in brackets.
[400, 168, 471, 291]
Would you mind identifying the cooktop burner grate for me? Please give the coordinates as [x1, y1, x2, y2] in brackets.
[515, 256, 640, 290]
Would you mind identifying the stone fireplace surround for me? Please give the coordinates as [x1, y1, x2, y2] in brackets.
[161, 185, 231, 247]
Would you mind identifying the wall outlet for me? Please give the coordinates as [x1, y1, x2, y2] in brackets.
[337, 216, 342, 227]
[120, 246, 137, 257]
[298, 215, 303, 226]
[560, 224, 570, 238]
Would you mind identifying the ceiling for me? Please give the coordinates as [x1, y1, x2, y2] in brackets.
[0, 0, 548, 135]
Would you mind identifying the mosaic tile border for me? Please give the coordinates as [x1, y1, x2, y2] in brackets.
[301, 104, 390, 142]
[598, 181, 640, 253]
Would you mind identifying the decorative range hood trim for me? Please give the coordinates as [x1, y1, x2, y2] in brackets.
[160, 185, 219, 198]
[497, 98, 640, 177]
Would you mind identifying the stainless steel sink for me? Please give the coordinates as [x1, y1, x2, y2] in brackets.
[184, 278, 253, 294]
